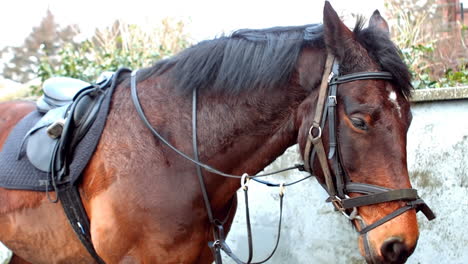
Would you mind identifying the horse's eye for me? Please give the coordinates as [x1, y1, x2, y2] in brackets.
[350, 117, 368, 131]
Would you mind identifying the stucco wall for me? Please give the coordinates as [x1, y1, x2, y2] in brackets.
[1, 88, 467, 263]
[221, 88, 468, 263]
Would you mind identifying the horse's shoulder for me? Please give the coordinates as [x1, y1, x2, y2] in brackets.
[0, 187, 44, 215]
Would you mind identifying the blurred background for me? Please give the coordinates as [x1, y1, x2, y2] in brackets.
[0, 0, 466, 100]
[0, 0, 467, 263]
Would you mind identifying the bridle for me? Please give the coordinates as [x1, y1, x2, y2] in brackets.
[303, 54, 436, 236]
[129, 52, 436, 263]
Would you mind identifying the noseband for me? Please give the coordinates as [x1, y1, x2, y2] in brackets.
[303, 54, 436, 235]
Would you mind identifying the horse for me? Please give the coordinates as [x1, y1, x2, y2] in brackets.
[0, 2, 434, 264]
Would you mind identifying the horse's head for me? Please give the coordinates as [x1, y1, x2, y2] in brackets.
[297, 2, 434, 263]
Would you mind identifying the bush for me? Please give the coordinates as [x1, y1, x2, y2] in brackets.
[386, 0, 468, 88]
[36, 18, 190, 94]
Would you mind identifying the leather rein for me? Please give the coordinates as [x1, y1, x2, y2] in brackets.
[303, 54, 436, 236]
[131, 71, 300, 264]
[130, 52, 435, 263]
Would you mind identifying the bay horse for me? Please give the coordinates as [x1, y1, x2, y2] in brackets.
[0, 2, 434, 264]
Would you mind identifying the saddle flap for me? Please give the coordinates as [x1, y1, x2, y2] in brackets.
[25, 105, 69, 172]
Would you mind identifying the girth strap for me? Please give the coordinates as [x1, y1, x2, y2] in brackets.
[58, 184, 106, 264]
[52, 68, 131, 264]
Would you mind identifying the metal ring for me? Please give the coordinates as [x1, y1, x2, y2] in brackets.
[308, 125, 322, 142]
[241, 173, 250, 191]
[332, 195, 362, 221]
[341, 207, 360, 220]
[279, 183, 285, 197]
[212, 240, 221, 248]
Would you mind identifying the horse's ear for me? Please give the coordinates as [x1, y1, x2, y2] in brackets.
[369, 10, 390, 35]
[323, 1, 354, 62]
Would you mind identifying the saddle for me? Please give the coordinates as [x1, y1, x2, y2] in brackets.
[23, 73, 113, 179]
[0, 69, 130, 264]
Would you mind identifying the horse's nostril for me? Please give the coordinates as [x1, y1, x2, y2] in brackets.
[381, 237, 410, 263]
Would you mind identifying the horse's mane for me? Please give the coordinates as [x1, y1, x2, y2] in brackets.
[352, 17, 413, 98]
[138, 24, 323, 95]
[139, 19, 412, 98]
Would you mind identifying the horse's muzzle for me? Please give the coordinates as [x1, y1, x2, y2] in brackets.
[380, 237, 411, 263]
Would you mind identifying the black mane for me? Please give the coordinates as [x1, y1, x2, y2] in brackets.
[353, 18, 413, 98]
[139, 25, 323, 95]
[139, 19, 412, 98]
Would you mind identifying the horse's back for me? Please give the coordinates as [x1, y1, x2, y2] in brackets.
[0, 101, 35, 150]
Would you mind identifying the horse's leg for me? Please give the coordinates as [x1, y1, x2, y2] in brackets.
[0, 188, 96, 264]
[9, 254, 32, 264]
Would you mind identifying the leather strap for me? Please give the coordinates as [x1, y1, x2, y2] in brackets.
[330, 71, 393, 84]
[342, 189, 419, 209]
[327, 62, 346, 198]
[358, 199, 429, 234]
[131, 70, 301, 180]
[312, 54, 336, 129]
[131, 71, 288, 264]
[304, 54, 337, 196]
[53, 68, 131, 264]
[303, 54, 334, 173]
[58, 184, 106, 264]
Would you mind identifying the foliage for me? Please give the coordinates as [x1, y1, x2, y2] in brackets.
[37, 18, 190, 86]
[0, 10, 79, 83]
[385, 0, 468, 88]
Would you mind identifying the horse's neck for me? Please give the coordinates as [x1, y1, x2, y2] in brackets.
[194, 92, 301, 208]
[193, 48, 326, 179]
[109, 47, 324, 211]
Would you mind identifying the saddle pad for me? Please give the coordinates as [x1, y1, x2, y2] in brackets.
[0, 82, 116, 191]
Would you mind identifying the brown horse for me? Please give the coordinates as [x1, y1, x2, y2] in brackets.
[0, 2, 432, 264]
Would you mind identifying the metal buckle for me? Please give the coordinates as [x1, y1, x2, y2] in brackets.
[331, 196, 345, 211]
[279, 183, 285, 197]
[308, 124, 322, 142]
[47, 118, 66, 139]
[327, 72, 335, 83]
[211, 240, 221, 248]
[241, 173, 250, 191]
[331, 195, 360, 221]
[328, 95, 337, 106]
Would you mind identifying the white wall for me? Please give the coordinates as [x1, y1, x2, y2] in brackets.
[0, 243, 11, 264]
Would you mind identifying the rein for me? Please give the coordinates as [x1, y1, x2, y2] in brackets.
[130, 51, 436, 263]
[131, 71, 300, 264]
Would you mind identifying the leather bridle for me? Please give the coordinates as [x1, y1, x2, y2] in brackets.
[303, 54, 436, 236]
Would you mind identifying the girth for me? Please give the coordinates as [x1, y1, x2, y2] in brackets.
[303, 54, 435, 235]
